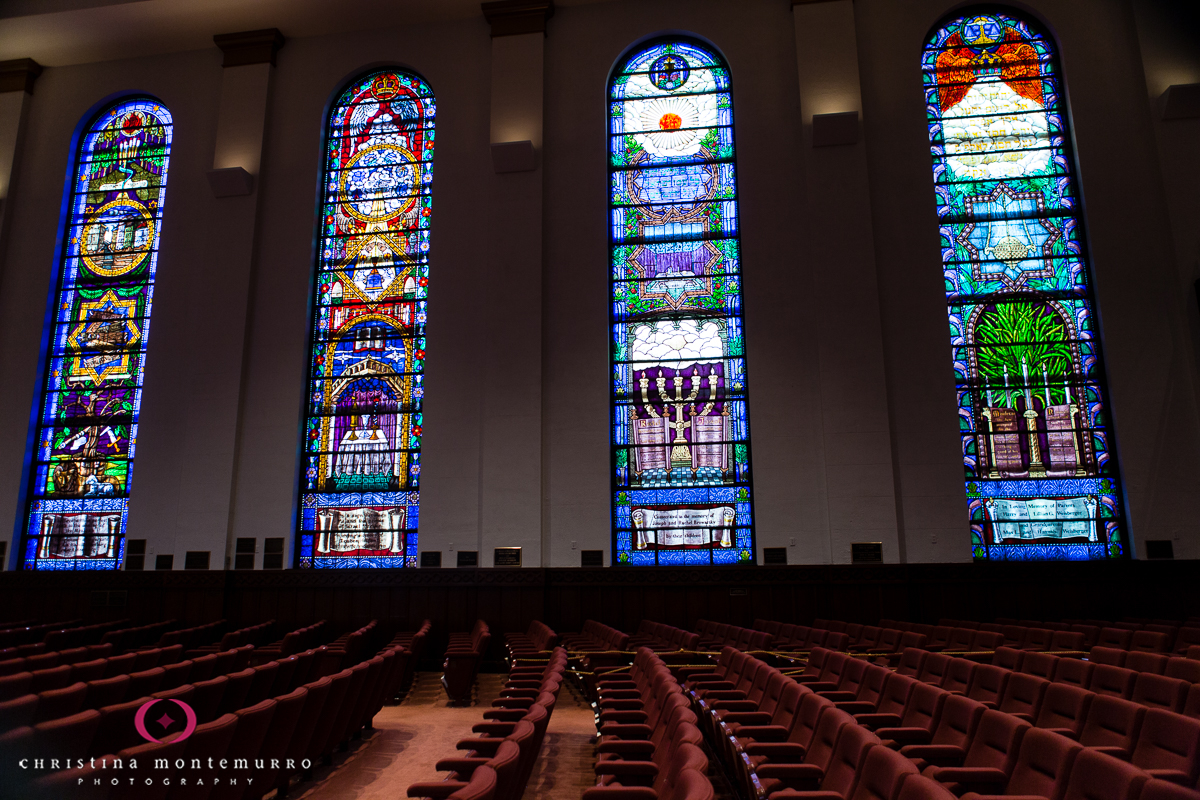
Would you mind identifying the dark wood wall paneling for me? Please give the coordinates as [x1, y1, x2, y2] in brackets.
[1, 561, 1197, 645]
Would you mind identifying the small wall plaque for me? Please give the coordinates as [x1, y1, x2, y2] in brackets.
[580, 550, 603, 567]
[457, 550, 478, 568]
[494, 547, 522, 567]
[763, 547, 788, 565]
[851, 542, 883, 564]
[421, 551, 442, 568]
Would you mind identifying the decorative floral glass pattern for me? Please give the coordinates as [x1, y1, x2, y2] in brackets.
[923, 12, 1127, 560]
[21, 98, 173, 570]
[296, 69, 433, 568]
[609, 40, 755, 566]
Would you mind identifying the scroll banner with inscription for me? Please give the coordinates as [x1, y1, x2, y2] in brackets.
[632, 506, 735, 549]
[985, 496, 1097, 542]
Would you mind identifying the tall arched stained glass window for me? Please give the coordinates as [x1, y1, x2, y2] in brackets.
[296, 69, 433, 568]
[609, 39, 755, 566]
[21, 98, 173, 570]
[923, 11, 1127, 560]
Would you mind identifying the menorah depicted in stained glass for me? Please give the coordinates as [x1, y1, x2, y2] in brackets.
[21, 99, 172, 570]
[296, 70, 433, 568]
[609, 40, 754, 566]
[924, 12, 1127, 560]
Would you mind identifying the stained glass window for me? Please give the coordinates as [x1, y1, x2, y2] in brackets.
[296, 69, 433, 568]
[20, 98, 173, 570]
[609, 40, 755, 566]
[923, 12, 1127, 560]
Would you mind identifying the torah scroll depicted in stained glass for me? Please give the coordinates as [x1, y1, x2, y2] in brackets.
[924, 12, 1126, 560]
[609, 40, 755, 566]
[21, 99, 173, 570]
[296, 70, 433, 568]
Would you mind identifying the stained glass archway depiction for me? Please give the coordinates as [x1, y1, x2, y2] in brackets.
[923, 11, 1127, 560]
[21, 98, 173, 570]
[296, 69, 434, 568]
[609, 39, 755, 566]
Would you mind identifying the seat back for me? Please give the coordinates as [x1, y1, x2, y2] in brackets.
[897, 774, 959, 800]
[1020, 651, 1058, 679]
[896, 647, 927, 678]
[1062, 748, 1149, 800]
[1131, 674, 1189, 712]
[917, 653, 951, 686]
[1130, 708, 1200, 786]
[877, 672, 917, 716]
[1098, 628, 1134, 650]
[1130, 631, 1170, 653]
[940, 658, 976, 695]
[1035, 682, 1094, 738]
[819, 719, 879, 795]
[1091, 646, 1129, 667]
[33, 681, 87, 724]
[998, 672, 1049, 720]
[802, 705, 853, 769]
[1053, 657, 1094, 689]
[850, 744, 918, 800]
[966, 664, 1009, 707]
[962, 709, 1029, 775]
[788, 692, 835, 748]
[1004, 726, 1082, 800]
[217, 668, 255, 716]
[1164, 657, 1200, 683]
[1050, 631, 1086, 652]
[1021, 628, 1053, 651]
[991, 646, 1024, 671]
[1090, 664, 1137, 699]
[899, 681, 947, 733]
[1079, 695, 1146, 756]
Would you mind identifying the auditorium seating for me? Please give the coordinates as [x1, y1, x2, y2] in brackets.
[562, 621, 631, 652]
[627, 621, 701, 652]
[385, 619, 431, 699]
[407, 646, 567, 800]
[443, 620, 490, 704]
[695, 620, 772, 652]
[504, 620, 558, 661]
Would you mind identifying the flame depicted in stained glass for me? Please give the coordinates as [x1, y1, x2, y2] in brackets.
[296, 70, 433, 568]
[924, 12, 1126, 560]
[21, 98, 172, 570]
[609, 40, 755, 566]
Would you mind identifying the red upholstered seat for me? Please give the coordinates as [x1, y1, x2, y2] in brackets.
[991, 648, 1024, 672]
[941, 660, 978, 695]
[33, 680, 87, 723]
[1061, 748, 1149, 800]
[0, 672, 32, 702]
[1132, 675, 1190, 713]
[116, 736, 189, 800]
[1051, 631, 1087, 652]
[1130, 709, 1200, 786]
[966, 665, 1010, 709]
[918, 654, 953, 687]
[124, 667, 165, 699]
[1098, 629, 1135, 651]
[1090, 665, 1138, 699]
[923, 709, 1030, 794]
[759, 716, 878, 798]
[216, 668, 255, 716]
[91, 696, 153, 755]
[897, 648, 929, 678]
[1164, 658, 1200, 684]
[0, 694, 37, 734]
[1036, 682, 1095, 739]
[772, 744, 919, 800]
[1138, 778, 1200, 800]
[997, 673, 1049, 723]
[1079, 696, 1147, 760]
[1020, 629, 1054, 652]
[1131, 633, 1171, 654]
[1185, 685, 1200, 720]
[1126, 652, 1169, 675]
[209, 699, 277, 800]
[171, 713, 239, 800]
[874, 680, 948, 749]
[1019, 651, 1058, 680]
[897, 775, 960, 800]
[69, 658, 108, 683]
[1053, 658, 1095, 689]
[900, 695, 988, 772]
[30, 664, 72, 693]
[960, 726, 1083, 800]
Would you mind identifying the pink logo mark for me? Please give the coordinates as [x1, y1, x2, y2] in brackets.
[134, 699, 197, 744]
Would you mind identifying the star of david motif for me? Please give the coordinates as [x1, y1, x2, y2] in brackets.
[66, 291, 141, 383]
[339, 233, 414, 303]
[628, 240, 721, 310]
[958, 183, 1061, 289]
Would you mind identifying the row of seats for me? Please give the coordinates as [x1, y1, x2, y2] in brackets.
[98, 619, 179, 654]
[444, 620, 491, 704]
[306, 620, 371, 674]
[186, 620, 278, 659]
[627, 621, 701, 652]
[0, 642, 114, 677]
[153, 619, 228, 651]
[591, 647, 714, 799]
[0, 621, 126, 664]
[695, 620, 773, 652]
[385, 619, 431, 700]
[686, 647, 1200, 800]
[892, 617, 1187, 655]
[505, 621, 558, 661]
[783, 619, 1085, 655]
[0, 644, 256, 735]
[562, 621, 631, 653]
[408, 647, 568, 800]
[0, 619, 83, 649]
[21, 638, 411, 800]
[942, 617, 1200, 654]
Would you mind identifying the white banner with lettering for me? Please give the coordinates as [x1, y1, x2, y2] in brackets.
[985, 496, 1098, 542]
[632, 506, 735, 548]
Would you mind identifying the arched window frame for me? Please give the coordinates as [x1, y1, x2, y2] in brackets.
[295, 68, 435, 569]
[922, 8, 1128, 560]
[608, 37, 757, 567]
[20, 96, 174, 570]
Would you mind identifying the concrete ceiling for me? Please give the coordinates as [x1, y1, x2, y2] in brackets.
[0, 0, 598, 67]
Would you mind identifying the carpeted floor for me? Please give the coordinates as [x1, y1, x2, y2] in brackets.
[289, 672, 599, 800]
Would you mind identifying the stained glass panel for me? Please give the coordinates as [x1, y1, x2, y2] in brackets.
[296, 69, 433, 568]
[923, 12, 1127, 560]
[21, 98, 173, 570]
[609, 40, 755, 566]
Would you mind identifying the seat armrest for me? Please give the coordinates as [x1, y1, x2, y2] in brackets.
[743, 742, 808, 762]
[597, 723, 653, 740]
[406, 781, 467, 798]
[1145, 770, 1192, 786]
[733, 724, 789, 742]
[853, 712, 902, 729]
[927, 767, 1008, 789]
[718, 712, 773, 725]
[598, 710, 647, 724]
[873, 727, 932, 747]
[433, 757, 489, 775]
[596, 740, 655, 757]
[817, 691, 859, 701]
[712, 700, 760, 712]
[898, 744, 965, 768]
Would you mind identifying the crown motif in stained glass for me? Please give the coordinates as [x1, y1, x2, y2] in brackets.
[371, 73, 401, 100]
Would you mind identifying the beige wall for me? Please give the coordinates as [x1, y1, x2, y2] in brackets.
[1, 0, 1197, 569]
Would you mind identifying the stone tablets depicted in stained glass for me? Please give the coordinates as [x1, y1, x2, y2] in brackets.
[923, 12, 1127, 560]
[21, 98, 173, 570]
[296, 70, 433, 568]
[609, 39, 755, 566]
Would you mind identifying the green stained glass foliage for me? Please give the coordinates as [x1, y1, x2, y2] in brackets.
[924, 11, 1127, 561]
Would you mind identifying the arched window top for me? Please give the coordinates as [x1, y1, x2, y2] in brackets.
[22, 96, 173, 570]
[920, 10, 1127, 560]
[296, 68, 434, 569]
[608, 37, 755, 567]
